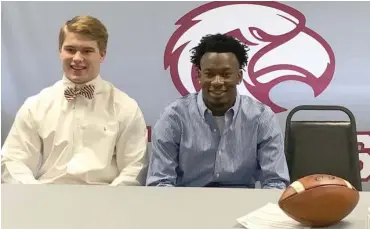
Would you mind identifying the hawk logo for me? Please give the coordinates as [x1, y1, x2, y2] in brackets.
[164, 1, 335, 113]
[358, 132, 370, 181]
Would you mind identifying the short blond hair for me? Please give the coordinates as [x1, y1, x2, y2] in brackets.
[59, 15, 108, 53]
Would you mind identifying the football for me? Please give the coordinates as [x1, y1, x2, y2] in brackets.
[278, 174, 360, 227]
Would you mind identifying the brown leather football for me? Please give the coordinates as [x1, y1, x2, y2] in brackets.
[278, 174, 359, 227]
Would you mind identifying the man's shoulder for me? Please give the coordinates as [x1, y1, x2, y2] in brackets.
[152, 93, 197, 129]
[239, 95, 274, 115]
[162, 93, 197, 116]
[22, 81, 63, 109]
[110, 84, 139, 106]
[104, 81, 143, 118]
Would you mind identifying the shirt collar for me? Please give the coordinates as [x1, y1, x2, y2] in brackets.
[197, 89, 241, 120]
[62, 74, 103, 93]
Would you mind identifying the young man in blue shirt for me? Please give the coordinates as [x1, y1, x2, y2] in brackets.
[146, 33, 290, 189]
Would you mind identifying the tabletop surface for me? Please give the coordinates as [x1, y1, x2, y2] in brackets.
[2, 184, 370, 229]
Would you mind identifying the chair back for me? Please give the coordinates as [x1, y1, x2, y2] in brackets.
[285, 105, 362, 191]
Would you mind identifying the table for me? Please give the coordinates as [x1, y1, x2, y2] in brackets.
[1, 184, 370, 229]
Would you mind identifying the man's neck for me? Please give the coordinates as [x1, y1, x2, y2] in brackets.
[205, 100, 235, 116]
[64, 74, 100, 85]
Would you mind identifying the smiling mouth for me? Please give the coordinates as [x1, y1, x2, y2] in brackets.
[209, 91, 226, 96]
[70, 65, 86, 71]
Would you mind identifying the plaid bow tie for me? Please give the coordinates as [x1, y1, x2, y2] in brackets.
[64, 84, 95, 102]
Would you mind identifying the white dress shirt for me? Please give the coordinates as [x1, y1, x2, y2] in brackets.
[1, 75, 148, 186]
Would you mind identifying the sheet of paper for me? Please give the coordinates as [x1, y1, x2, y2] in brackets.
[236, 203, 311, 229]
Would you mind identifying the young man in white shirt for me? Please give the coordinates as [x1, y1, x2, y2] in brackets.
[1, 15, 149, 186]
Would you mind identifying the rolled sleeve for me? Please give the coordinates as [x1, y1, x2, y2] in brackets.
[1, 99, 42, 184]
[111, 102, 148, 186]
[146, 107, 181, 187]
[256, 108, 290, 189]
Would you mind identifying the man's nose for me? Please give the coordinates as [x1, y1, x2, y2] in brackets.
[211, 75, 224, 85]
[72, 52, 83, 62]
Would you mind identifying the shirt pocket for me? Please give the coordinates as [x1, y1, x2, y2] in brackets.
[81, 121, 119, 150]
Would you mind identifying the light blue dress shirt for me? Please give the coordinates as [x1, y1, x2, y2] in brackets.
[146, 91, 290, 189]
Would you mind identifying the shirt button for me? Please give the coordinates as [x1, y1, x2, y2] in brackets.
[216, 173, 220, 178]
[213, 129, 217, 132]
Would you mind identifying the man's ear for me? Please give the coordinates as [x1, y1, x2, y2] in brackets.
[238, 69, 243, 84]
[100, 50, 107, 63]
[197, 68, 201, 82]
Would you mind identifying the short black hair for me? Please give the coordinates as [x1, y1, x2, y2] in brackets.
[190, 33, 249, 70]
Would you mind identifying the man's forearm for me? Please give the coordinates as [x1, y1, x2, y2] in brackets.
[110, 165, 147, 186]
[262, 181, 287, 189]
[2, 161, 40, 184]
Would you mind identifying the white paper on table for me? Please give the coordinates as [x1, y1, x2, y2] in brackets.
[236, 203, 311, 229]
